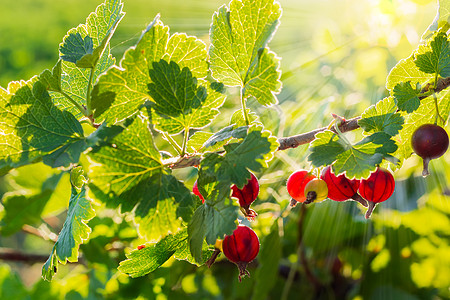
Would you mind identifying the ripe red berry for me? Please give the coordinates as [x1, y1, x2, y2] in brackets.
[137, 245, 145, 250]
[231, 173, 259, 219]
[193, 180, 205, 203]
[411, 124, 449, 177]
[320, 166, 367, 207]
[286, 170, 316, 206]
[358, 167, 395, 219]
[222, 225, 260, 281]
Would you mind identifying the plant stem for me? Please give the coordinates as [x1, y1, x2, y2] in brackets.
[60, 91, 88, 117]
[181, 127, 190, 156]
[240, 88, 250, 126]
[433, 93, 445, 125]
[163, 133, 183, 155]
[85, 68, 95, 116]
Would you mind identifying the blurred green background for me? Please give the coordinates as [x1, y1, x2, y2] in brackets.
[1, 0, 449, 299]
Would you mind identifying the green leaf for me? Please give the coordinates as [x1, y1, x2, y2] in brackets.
[41, 247, 58, 281]
[209, 0, 282, 105]
[230, 108, 260, 127]
[359, 96, 404, 136]
[307, 131, 347, 167]
[421, 0, 450, 41]
[146, 60, 225, 134]
[39, 60, 62, 92]
[91, 17, 208, 123]
[188, 201, 238, 263]
[186, 131, 214, 153]
[88, 113, 163, 212]
[386, 52, 433, 91]
[42, 185, 95, 281]
[203, 125, 248, 149]
[133, 173, 198, 241]
[218, 126, 279, 187]
[308, 131, 398, 179]
[415, 32, 450, 78]
[70, 166, 86, 190]
[251, 222, 281, 300]
[393, 81, 422, 113]
[0, 79, 84, 171]
[118, 229, 213, 277]
[50, 0, 124, 117]
[0, 173, 62, 236]
[60, 33, 94, 64]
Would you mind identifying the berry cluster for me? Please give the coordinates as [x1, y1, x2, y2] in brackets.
[287, 166, 395, 219]
[193, 173, 261, 280]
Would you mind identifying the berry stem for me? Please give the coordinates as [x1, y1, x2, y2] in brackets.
[422, 157, 430, 177]
[205, 249, 221, 268]
[365, 201, 377, 219]
[351, 193, 368, 207]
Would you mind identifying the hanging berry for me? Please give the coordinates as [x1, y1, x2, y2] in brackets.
[287, 170, 316, 206]
[320, 166, 367, 207]
[222, 225, 260, 281]
[192, 180, 205, 203]
[231, 173, 259, 219]
[303, 178, 328, 204]
[411, 124, 449, 177]
[358, 167, 395, 219]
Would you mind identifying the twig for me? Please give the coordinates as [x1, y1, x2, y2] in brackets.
[166, 116, 361, 169]
[0, 248, 50, 264]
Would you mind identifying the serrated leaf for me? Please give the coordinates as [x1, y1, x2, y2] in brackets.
[70, 166, 86, 190]
[209, 0, 282, 105]
[88, 113, 163, 212]
[91, 18, 208, 123]
[50, 0, 124, 117]
[230, 109, 260, 127]
[217, 126, 279, 187]
[0, 79, 84, 171]
[415, 32, 450, 78]
[393, 81, 422, 113]
[39, 60, 62, 92]
[133, 173, 197, 241]
[421, 0, 450, 41]
[359, 96, 404, 136]
[118, 229, 213, 277]
[386, 52, 434, 91]
[307, 131, 347, 167]
[0, 174, 62, 236]
[186, 131, 214, 153]
[42, 185, 95, 281]
[146, 60, 225, 134]
[60, 33, 94, 64]
[187, 201, 238, 262]
[203, 125, 248, 149]
[309, 131, 398, 179]
[252, 222, 281, 300]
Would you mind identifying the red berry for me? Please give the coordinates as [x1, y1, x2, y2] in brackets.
[222, 225, 260, 281]
[411, 124, 449, 177]
[358, 168, 395, 219]
[193, 180, 205, 203]
[137, 245, 145, 250]
[231, 173, 259, 219]
[286, 170, 316, 206]
[320, 166, 367, 207]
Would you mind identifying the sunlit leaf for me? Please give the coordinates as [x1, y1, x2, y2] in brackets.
[359, 96, 404, 136]
[0, 79, 84, 170]
[209, 0, 282, 105]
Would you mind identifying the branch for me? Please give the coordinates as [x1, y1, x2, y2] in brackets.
[167, 116, 361, 169]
